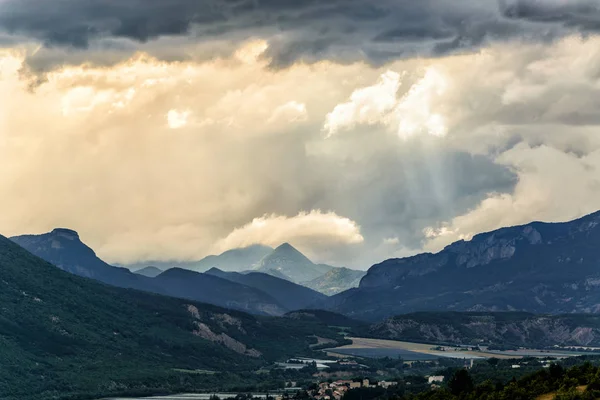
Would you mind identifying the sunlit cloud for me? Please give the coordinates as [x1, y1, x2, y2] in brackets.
[324, 71, 402, 137]
[324, 67, 449, 140]
[167, 109, 191, 129]
[392, 67, 449, 139]
[215, 210, 364, 261]
[268, 101, 308, 124]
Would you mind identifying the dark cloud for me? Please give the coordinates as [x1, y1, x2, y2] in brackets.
[1, 0, 599, 70]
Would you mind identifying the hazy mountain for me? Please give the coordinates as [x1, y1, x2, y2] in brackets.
[0, 233, 345, 399]
[249, 267, 293, 281]
[322, 210, 600, 321]
[125, 242, 355, 296]
[303, 267, 366, 295]
[10, 229, 287, 316]
[133, 265, 164, 277]
[155, 268, 287, 316]
[370, 312, 600, 348]
[254, 243, 334, 283]
[192, 244, 274, 272]
[122, 244, 273, 273]
[205, 268, 327, 310]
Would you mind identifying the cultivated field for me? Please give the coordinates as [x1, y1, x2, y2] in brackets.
[325, 337, 582, 361]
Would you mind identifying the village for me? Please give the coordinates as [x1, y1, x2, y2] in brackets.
[270, 357, 448, 400]
[311, 378, 397, 400]
[267, 352, 564, 400]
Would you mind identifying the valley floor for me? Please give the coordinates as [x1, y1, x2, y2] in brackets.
[325, 337, 586, 361]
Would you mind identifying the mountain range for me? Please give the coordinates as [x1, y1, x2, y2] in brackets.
[133, 265, 164, 277]
[320, 210, 600, 321]
[303, 267, 366, 296]
[205, 268, 327, 311]
[0, 232, 346, 399]
[13, 210, 600, 326]
[10, 230, 320, 316]
[125, 241, 366, 295]
[124, 244, 274, 273]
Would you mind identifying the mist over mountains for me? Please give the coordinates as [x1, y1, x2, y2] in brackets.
[11, 230, 313, 315]
[12, 210, 600, 324]
[123, 244, 274, 273]
[121, 240, 366, 295]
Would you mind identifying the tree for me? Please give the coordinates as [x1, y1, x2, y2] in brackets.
[448, 369, 474, 396]
[550, 364, 566, 381]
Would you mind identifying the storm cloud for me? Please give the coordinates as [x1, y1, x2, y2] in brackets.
[2, 0, 600, 70]
[1, 2, 600, 269]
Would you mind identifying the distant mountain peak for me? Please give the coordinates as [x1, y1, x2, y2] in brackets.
[276, 242, 294, 250]
[51, 228, 80, 240]
[254, 243, 335, 283]
[133, 266, 164, 278]
[268, 242, 312, 263]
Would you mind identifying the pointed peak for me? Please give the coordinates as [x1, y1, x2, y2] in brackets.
[263, 242, 313, 265]
[51, 228, 80, 240]
[274, 242, 298, 252]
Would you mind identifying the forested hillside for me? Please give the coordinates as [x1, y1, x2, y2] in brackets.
[0, 234, 344, 400]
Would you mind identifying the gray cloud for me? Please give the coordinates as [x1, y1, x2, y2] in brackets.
[304, 133, 518, 255]
[1, 0, 599, 70]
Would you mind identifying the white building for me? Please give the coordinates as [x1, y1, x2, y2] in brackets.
[428, 376, 445, 384]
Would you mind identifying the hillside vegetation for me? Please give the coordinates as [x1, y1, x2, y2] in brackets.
[0, 234, 344, 400]
[369, 312, 600, 348]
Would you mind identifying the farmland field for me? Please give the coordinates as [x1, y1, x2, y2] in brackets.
[325, 337, 484, 360]
[327, 347, 441, 360]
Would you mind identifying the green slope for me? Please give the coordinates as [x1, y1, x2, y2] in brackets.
[0, 235, 343, 400]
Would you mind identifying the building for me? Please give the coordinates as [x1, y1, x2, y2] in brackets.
[332, 380, 353, 386]
[378, 381, 395, 388]
[428, 376, 445, 384]
[276, 362, 329, 370]
[362, 379, 370, 388]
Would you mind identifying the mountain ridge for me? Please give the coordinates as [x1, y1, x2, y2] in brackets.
[302, 267, 366, 296]
[10, 230, 289, 316]
[122, 244, 273, 273]
[205, 267, 327, 310]
[133, 265, 164, 277]
[320, 210, 600, 321]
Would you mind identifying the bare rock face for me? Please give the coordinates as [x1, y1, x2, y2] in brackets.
[320, 210, 600, 320]
[361, 225, 544, 288]
[450, 226, 542, 269]
[187, 304, 262, 357]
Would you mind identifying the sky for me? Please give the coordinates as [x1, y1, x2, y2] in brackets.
[1, 0, 600, 269]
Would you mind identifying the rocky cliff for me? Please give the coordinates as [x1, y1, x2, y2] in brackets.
[321, 210, 600, 320]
